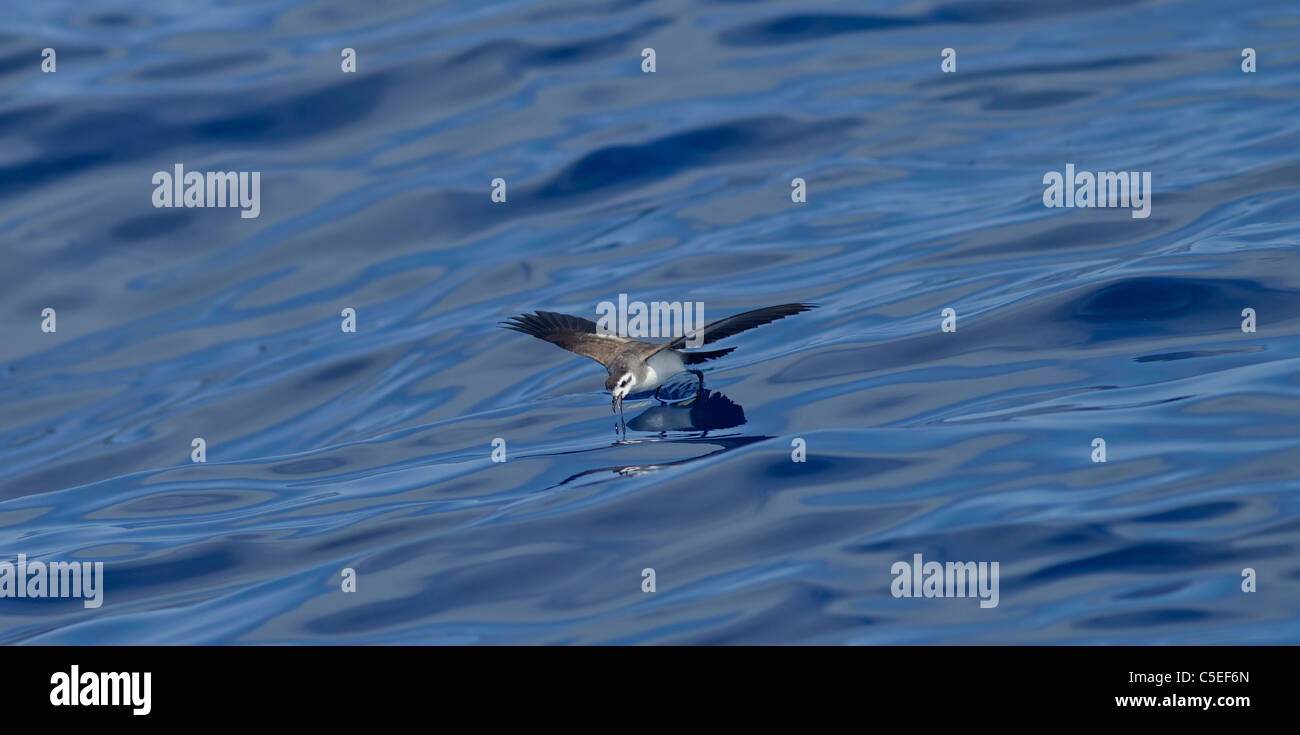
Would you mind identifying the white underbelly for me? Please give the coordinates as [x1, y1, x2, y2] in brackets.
[641, 350, 686, 390]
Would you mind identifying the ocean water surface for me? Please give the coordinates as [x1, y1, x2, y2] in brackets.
[2, 0, 1299, 643]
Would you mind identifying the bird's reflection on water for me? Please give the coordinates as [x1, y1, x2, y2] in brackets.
[625, 388, 746, 437]
[563, 390, 760, 483]
[563, 434, 767, 484]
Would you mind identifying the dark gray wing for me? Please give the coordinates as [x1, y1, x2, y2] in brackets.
[501, 311, 629, 367]
[648, 303, 817, 356]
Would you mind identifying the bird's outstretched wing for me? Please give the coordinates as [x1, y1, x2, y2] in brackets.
[501, 311, 629, 367]
[648, 303, 817, 356]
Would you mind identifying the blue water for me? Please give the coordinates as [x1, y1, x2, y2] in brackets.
[2, 0, 1299, 644]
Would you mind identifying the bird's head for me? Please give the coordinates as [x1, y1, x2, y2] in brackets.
[606, 371, 635, 412]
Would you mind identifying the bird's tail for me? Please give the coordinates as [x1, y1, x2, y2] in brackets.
[682, 346, 736, 364]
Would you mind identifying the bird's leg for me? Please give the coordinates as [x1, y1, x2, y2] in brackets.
[613, 395, 626, 436]
[653, 385, 664, 403]
[690, 370, 705, 399]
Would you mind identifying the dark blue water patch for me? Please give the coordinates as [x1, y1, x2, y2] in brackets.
[193, 77, 385, 141]
[304, 552, 595, 634]
[848, 523, 1068, 558]
[0, 45, 105, 78]
[0, 103, 57, 131]
[706, 509, 901, 562]
[684, 582, 876, 645]
[526, 0, 655, 20]
[935, 85, 1093, 111]
[133, 51, 274, 81]
[765, 453, 909, 481]
[962, 221, 1159, 258]
[0, 596, 100, 615]
[0, 441, 161, 502]
[0, 152, 113, 200]
[302, 187, 491, 243]
[1076, 607, 1221, 629]
[271, 457, 348, 475]
[654, 252, 792, 280]
[18, 284, 99, 316]
[303, 521, 407, 555]
[115, 491, 253, 514]
[533, 115, 860, 200]
[928, 0, 1144, 25]
[1074, 278, 1217, 321]
[515, 17, 670, 68]
[108, 546, 241, 593]
[1113, 580, 1191, 600]
[298, 357, 374, 386]
[928, 55, 1163, 85]
[108, 210, 200, 241]
[72, 10, 156, 29]
[1038, 525, 1117, 550]
[1062, 276, 1299, 341]
[1129, 501, 1241, 524]
[1, 77, 386, 199]
[1026, 542, 1260, 583]
[717, 13, 923, 46]
[717, 0, 1145, 46]
[1133, 349, 1252, 363]
[815, 273, 1299, 361]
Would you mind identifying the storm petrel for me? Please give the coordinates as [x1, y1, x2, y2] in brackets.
[502, 303, 816, 421]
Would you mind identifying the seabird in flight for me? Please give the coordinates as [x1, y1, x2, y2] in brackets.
[502, 303, 816, 422]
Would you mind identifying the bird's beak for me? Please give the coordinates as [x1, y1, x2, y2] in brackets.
[612, 393, 621, 414]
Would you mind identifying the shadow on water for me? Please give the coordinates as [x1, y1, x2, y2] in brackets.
[560, 389, 760, 483]
[625, 389, 746, 437]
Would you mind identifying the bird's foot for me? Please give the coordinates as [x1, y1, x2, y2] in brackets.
[690, 369, 705, 399]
